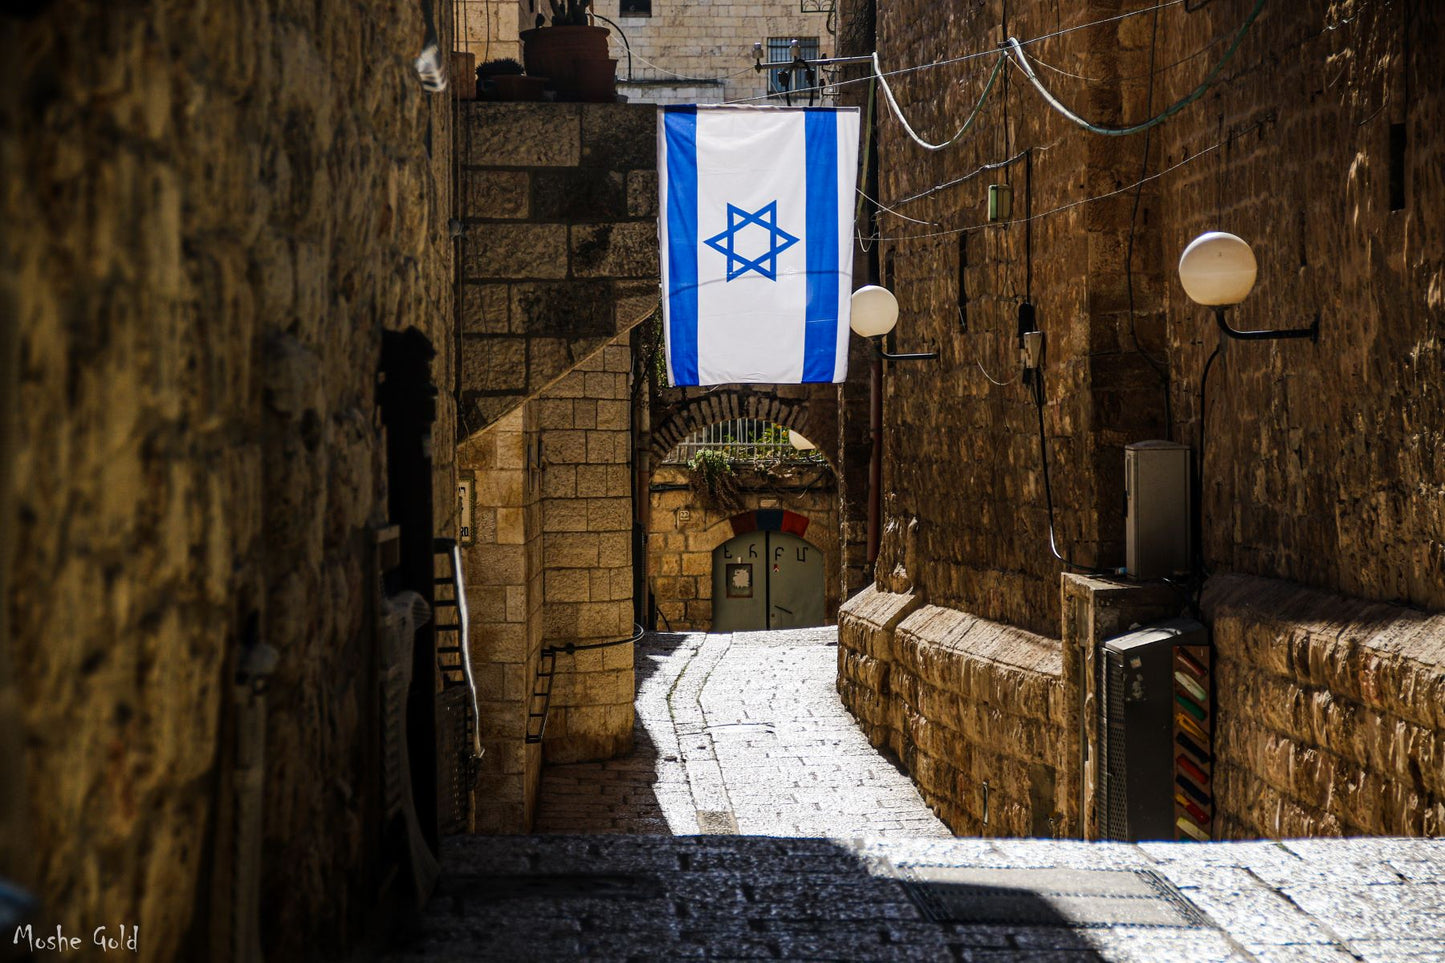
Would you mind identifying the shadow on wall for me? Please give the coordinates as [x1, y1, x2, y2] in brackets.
[531, 631, 692, 833]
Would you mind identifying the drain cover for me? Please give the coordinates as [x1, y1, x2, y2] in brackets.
[898, 867, 1209, 929]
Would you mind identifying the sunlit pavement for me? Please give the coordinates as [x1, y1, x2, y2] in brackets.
[387, 629, 1445, 962]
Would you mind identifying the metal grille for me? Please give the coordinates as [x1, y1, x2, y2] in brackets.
[436, 685, 475, 835]
[1101, 651, 1129, 841]
[662, 419, 824, 465]
[766, 37, 820, 95]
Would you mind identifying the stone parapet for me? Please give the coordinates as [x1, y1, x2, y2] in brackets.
[838, 587, 1066, 837]
[836, 584, 922, 750]
[1204, 574, 1445, 839]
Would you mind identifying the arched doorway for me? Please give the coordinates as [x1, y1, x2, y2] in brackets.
[711, 527, 824, 631]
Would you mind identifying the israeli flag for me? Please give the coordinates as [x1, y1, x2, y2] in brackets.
[659, 105, 860, 386]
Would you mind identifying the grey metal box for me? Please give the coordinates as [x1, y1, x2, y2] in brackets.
[1124, 441, 1192, 579]
[1099, 618, 1208, 842]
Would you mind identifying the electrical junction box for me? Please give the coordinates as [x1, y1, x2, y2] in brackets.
[1124, 441, 1192, 579]
[1099, 618, 1213, 843]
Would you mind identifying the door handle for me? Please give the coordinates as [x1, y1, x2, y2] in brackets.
[773, 605, 793, 614]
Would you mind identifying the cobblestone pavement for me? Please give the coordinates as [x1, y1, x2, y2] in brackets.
[385, 630, 1445, 961]
[534, 628, 952, 837]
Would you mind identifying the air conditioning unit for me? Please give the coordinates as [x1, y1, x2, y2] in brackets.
[1099, 618, 1213, 842]
[1124, 441, 1192, 578]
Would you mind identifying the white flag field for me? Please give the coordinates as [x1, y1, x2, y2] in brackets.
[658, 105, 860, 386]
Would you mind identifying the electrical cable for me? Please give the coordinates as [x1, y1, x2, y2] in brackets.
[1004, 0, 1267, 137]
[863, 189, 938, 224]
[1124, 1, 1174, 433]
[1194, 344, 1220, 577]
[724, 0, 1192, 106]
[873, 50, 1006, 151]
[862, 133, 1233, 243]
[956, 307, 1019, 387]
[1027, 32, 1227, 86]
[1030, 369, 1114, 576]
[890, 149, 1031, 207]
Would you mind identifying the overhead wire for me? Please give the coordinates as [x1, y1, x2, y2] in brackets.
[872, 51, 1006, 151]
[860, 134, 1234, 244]
[722, 0, 1197, 107]
[1005, 0, 1268, 136]
[1124, 0, 1173, 432]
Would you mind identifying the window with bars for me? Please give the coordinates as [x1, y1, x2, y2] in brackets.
[766, 37, 820, 96]
[619, 0, 651, 16]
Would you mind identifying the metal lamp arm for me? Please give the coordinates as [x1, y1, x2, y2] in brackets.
[872, 336, 937, 362]
[1214, 306, 1320, 342]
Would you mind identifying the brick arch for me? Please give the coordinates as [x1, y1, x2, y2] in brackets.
[648, 385, 838, 466]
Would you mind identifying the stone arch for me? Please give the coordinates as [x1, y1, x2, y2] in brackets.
[648, 384, 839, 467]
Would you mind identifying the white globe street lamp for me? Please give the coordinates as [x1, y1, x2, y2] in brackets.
[849, 285, 937, 360]
[1177, 232, 1319, 342]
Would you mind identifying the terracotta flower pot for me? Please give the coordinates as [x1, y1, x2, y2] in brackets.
[520, 24, 614, 102]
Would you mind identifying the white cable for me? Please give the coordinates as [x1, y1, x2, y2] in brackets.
[872, 50, 1005, 151]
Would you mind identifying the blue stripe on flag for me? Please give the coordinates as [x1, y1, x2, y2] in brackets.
[664, 107, 699, 386]
[802, 111, 839, 383]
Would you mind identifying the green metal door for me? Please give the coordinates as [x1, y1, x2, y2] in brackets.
[710, 530, 824, 631]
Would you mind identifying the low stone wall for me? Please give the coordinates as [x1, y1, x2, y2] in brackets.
[838, 587, 1069, 837]
[1205, 574, 1445, 839]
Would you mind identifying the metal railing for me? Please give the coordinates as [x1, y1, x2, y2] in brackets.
[662, 419, 824, 465]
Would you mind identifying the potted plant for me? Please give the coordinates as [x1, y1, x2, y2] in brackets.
[478, 57, 546, 102]
[520, 0, 616, 102]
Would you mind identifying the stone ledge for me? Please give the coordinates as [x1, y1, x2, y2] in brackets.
[1203, 573, 1445, 838]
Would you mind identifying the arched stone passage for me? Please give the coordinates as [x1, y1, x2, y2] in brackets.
[648, 384, 840, 468]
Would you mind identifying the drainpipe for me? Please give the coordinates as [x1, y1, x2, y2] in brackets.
[232, 630, 277, 963]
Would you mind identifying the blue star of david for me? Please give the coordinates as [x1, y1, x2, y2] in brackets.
[703, 201, 799, 281]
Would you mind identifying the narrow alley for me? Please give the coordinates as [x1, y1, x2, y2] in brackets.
[534, 627, 951, 837]
[385, 630, 1445, 963]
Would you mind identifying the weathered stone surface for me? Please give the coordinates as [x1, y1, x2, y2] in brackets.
[3, 0, 457, 957]
[458, 103, 657, 434]
[1203, 574, 1445, 839]
[465, 102, 581, 167]
[838, 588, 1066, 838]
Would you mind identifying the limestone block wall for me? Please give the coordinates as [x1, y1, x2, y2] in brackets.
[459, 101, 658, 433]
[461, 409, 545, 833]
[838, 587, 1070, 837]
[461, 336, 635, 829]
[2, 1, 457, 958]
[1152, 0, 1443, 611]
[460, 0, 522, 65]
[648, 464, 840, 631]
[1205, 574, 1445, 839]
[536, 343, 637, 764]
[591, 1, 836, 104]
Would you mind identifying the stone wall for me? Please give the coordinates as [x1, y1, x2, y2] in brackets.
[591, 1, 836, 104]
[837, 587, 1069, 836]
[2, 1, 457, 958]
[461, 409, 545, 832]
[461, 336, 635, 829]
[1205, 574, 1445, 839]
[837, 0, 1443, 841]
[648, 463, 840, 631]
[1152, 0, 1444, 610]
[850, 0, 1442, 631]
[536, 344, 637, 764]
[459, 101, 658, 433]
